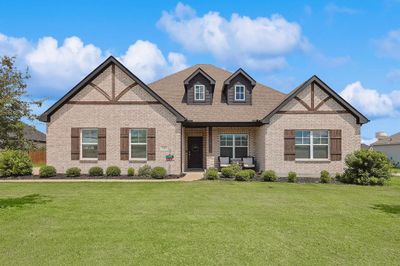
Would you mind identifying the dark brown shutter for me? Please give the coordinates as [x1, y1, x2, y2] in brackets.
[71, 128, 80, 160]
[330, 129, 342, 161]
[147, 128, 156, 161]
[98, 128, 106, 160]
[284, 129, 295, 161]
[120, 128, 129, 160]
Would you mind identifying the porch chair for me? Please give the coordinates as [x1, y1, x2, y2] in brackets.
[218, 156, 230, 169]
[242, 157, 255, 169]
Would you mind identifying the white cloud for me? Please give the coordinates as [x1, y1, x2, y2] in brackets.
[340, 81, 400, 117]
[361, 138, 376, 145]
[0, 33, 187, 92]
[373, 29, 400, 59]
[158, 2, 348, 71]
[118, 40, 187, 82]
[324, 3, 360, 15]
[386, 69, 400, 81]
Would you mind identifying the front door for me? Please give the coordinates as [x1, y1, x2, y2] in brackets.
[188, 137, 203, 169]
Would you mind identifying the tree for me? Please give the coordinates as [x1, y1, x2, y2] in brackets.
[0, 56, 42, 150]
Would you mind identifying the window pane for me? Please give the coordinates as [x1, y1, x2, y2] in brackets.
[82, 129, 98, 143]
[131, 129, 147, 144]
[321, 137, 329, 144]
[295, 145, 310, 159]
[313, 145, 328, 159]
[82, 144, 98, 158]
[131, 144, 147, 159]
[295, 131, 303, 138]
[303, 135, 310, 144]
[295, 138, 302, 144]
[220, 147, 233, 158]
[235, 147, 248, 158]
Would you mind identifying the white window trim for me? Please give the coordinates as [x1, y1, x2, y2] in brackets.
[194, 84, 205, 101]
[220, 134, 249, 159]
[234, 85, 246, 101]
[80, 128, 98, 160]
[129, 129, 148, 161]
[295, 130, 330, 161]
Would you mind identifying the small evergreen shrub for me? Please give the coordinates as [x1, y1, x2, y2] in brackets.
[66, 167, 81, 177]
[288, 171, 298, 183]
[106, 166, 121, 176]
[245, 169, 256, 179]
[151, 166, 167, 179]
[334, 172, 342, 182]
[343, 149, 392, 185]
[204, 167, 219, 180]
[221, 163, 241, 178]
[369, 177, 379, 186]
[0, 150, 33, 177]
[262, 170, 277, 182]
[39, 165, 56, 178]
[127, 167, 135, 176]
[138, 165, 152, 177]
[89, 166, 103, 176]
[320, 170, 331, 183]
[235, 170, 251, 181]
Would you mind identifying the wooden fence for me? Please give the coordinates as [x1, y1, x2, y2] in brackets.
[29, 150, 46, 165]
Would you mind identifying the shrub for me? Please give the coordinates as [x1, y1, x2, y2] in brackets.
[89, 166, 103, 176]
[245, 169, 256, 179]
[221, 163, 241, 178]
[151, 166, 167, 179]
[204, 167, 219, 180]
[106, 166, 121, 176]
[138, 165, 152, 177]
[369, 177, 379, 186]
[66, 167, 81, 177]
[0, 150, 32, 177]
[334, 172, 342, 182]
[39, 165, 56, 178]
[261, 170, 277, 182]
[288, 171, 298, 183]
[343, 149, 392, 186]
[235, 170, 251, 181]
[320, 170, 331, 183]
[127, 167, 135, 176]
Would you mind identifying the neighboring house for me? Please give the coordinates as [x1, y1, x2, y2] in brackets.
[371, 132, 400, 166]
[39, 56, 368, 177]
[23, 123, 46, 149]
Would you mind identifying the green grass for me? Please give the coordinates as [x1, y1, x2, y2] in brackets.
[1, 178, 399, 265]
[391, 167, 400, 174]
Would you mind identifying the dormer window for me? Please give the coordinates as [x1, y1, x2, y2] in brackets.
[234, 85, 245, 101]
[194, 84, 205, 101]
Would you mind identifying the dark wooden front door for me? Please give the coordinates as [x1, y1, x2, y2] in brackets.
[188, 137, 203, 169]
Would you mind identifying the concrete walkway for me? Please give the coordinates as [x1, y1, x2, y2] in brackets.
[0, 171, 204, 183]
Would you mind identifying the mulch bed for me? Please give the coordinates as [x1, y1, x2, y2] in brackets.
[206, 176, 342, 184]
[0, 174, 185, 180]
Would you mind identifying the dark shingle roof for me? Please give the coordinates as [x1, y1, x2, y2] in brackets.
[23, 123, 46, 143]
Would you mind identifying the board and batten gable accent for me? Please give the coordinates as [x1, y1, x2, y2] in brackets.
[185, 73, 214, 105]
[147, 128, 156, 161]
[71, 128, 80, 160]
[284, 130, 296, 161]
[330, 129, 342, 161]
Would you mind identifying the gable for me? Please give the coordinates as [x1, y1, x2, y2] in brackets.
[262, 76, 369, 124]
[39, 56, 185, 122]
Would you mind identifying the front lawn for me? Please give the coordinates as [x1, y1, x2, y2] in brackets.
[1, 179, 399, 265]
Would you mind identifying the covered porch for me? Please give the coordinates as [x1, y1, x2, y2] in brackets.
[182, 122, 262, 172]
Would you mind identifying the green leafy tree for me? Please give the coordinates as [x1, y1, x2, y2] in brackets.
[0, 56, 42, 150]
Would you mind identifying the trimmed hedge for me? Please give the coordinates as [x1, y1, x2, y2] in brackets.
[151, 166, 167, 179]
[221, 163, 241, 178]
[39, 165, 56, 178]
[235, 170, 251, 181]
[106, 166, 121, 176]
[89, 166, 103, 176]
[204, 167, 219, 180]
[262, 170, 277, 182]
[320, 170, 331, 183]
[66, 167, 81, 177]
[288, 171, 298, 183]
[127, 167, 135, 176]
[343, 149, 391, 185]
[0, 150, 32, 177]
[138, 165, 152, 177]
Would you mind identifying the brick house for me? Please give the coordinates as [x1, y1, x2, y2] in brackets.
[39, 56, 368, 177]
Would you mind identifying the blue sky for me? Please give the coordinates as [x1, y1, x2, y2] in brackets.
[1, 0, 399, 143]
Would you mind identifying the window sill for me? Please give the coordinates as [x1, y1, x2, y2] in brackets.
[295, 159, 330, 163]
[80, 160, 98, 163]
[129, 160, 147, 163]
